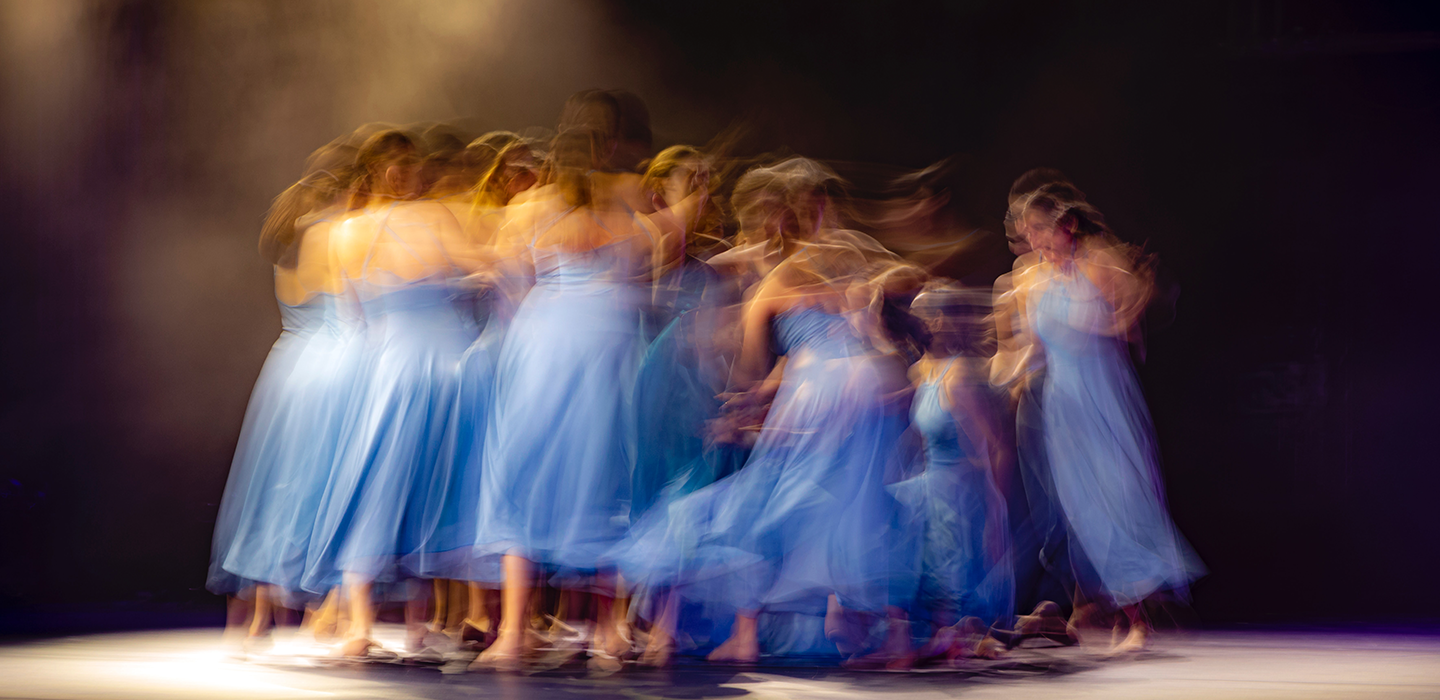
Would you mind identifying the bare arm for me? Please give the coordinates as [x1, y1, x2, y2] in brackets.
[1078, 242, 1153, 338]
[990, 265, 1041, 391]
[733, 280, 780, 390]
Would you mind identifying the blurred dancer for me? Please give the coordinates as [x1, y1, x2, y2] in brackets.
[302, 130, 482, 658]
[707, 157, 843, 292]
[207, 146, 360, 647]
[413, 136, 539, 642]
[620, 241, 913, 666]
[992, 169, 1098, 637]
[1010, 184, 1203, 652]
[472, 117, 701, 669]
[889, 281, 1015, 665]
[412, 132, 496, 639]
[630, 146, 728, 518]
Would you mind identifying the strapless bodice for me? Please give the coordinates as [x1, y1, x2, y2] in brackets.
[773, 306, 867, 359]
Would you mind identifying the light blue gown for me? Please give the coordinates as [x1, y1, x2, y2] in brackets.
[630, 258, 737, 518]
[302, 217, 474, 592]
[892, 358, 1015, 626]
[408, 282, 504, 581]
[473, 229, 647, 578]
[620, 306, 911, 630]
[208, 288, 362, 600]
[1030, 266, 1203, 607]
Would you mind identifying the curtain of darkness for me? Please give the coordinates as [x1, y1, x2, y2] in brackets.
[3, 0, 1437, 631]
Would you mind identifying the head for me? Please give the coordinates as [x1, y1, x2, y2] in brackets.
[475, 140, 537, 208]
[1019, 183, 1110, 262]
[455, 131, 518, 193]
[642, 145, 707, 210]
[559, 89, 621, 170]
[549, 127, 606, 208]
[910, 279, 995, 358]
[608, 90, 653, 172]
[260, 143, 358, 266]
[348, 129, 420, 209]
[1005, 168, 1076, 255]
[732, 157, 842, 250]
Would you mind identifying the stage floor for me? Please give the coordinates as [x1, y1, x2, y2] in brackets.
[1, 625, 1437, 699]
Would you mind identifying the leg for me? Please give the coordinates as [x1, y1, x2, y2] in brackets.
[472, 553, 532, 668]
[707, 611, 760, 664]
[337, 573, 375, 658]
[445, 579, 467, 632]
[248, 584, 274, 640]
[638, 588, 678, 668]
[430, 579, 449, 633]
[587, 584, 625, 671]
[463, 583, 492, 635]
[589, 571, 629, 657]
[223, 593, 253, 646]
[405, 579, 430, 651]
[1109, 603, 1150, 654]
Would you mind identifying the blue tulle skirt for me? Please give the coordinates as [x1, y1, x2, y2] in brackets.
[473, 279, 644, 577]
[209, 296, 362, 601]
[618, 349, 912, 618]
[303, 284, 473, 591]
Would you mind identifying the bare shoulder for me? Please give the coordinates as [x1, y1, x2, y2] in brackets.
[1079, 238, 1136, 273]
[706, 241, 767, 272]
[391, 199, 459, 224]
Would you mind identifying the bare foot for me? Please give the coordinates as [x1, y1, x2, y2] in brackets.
[586, 651, 624, 674]
[1110, 620, 1127, 648]
[1108, 622, 1149, 656]
[842, 648, 917, 671]
[1013, 605, 1080, 647]
[823, 596, 869, 656]
[639, 638, 675, 668]
[916, 624, 955, 659]
[707, 634, 759, 664]
[973, 634, 1007, 660]
[1070, 602, 1106, 629]
[470, 631, 525, 671]
[334, 636, 374, 659]
[241, 633, 272, 657]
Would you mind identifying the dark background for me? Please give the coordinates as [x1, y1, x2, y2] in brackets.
[3, 0, 1437, 632]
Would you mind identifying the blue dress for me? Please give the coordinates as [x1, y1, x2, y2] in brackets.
[892, 358, 1015, 625]
[473, 234, 647, 577]
[208, 289, 361, 600]
[1030, 266, 1203, 606]
[303, 254, 474, 591]
[620, 306, 911, 620]
[409, 283, 503, 580]
[630, 259, 738, 518]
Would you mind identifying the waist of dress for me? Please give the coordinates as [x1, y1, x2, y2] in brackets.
[532, 274, 638, 290]
[784, 340, 872, 361]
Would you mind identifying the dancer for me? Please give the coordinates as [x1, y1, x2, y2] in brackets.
[301, 130, 482, 658]
[992, 169, 1097, 638]
[412, 137, 539, 642]
[890, 281, 1015, 665]
[620, 240, 913, 665]
[1010, 183, 1203, 653]
[630, 146, 729, 518]
[471, 118, 702, 669]
[207, 146, 360, 647]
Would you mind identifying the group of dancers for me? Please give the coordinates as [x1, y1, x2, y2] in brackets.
[208, 89, 1204, 671]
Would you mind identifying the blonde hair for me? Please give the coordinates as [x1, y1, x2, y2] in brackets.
[259, 144, 356, 267]
[471, 139, 534, 210]
[347, 129, 418, 210]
